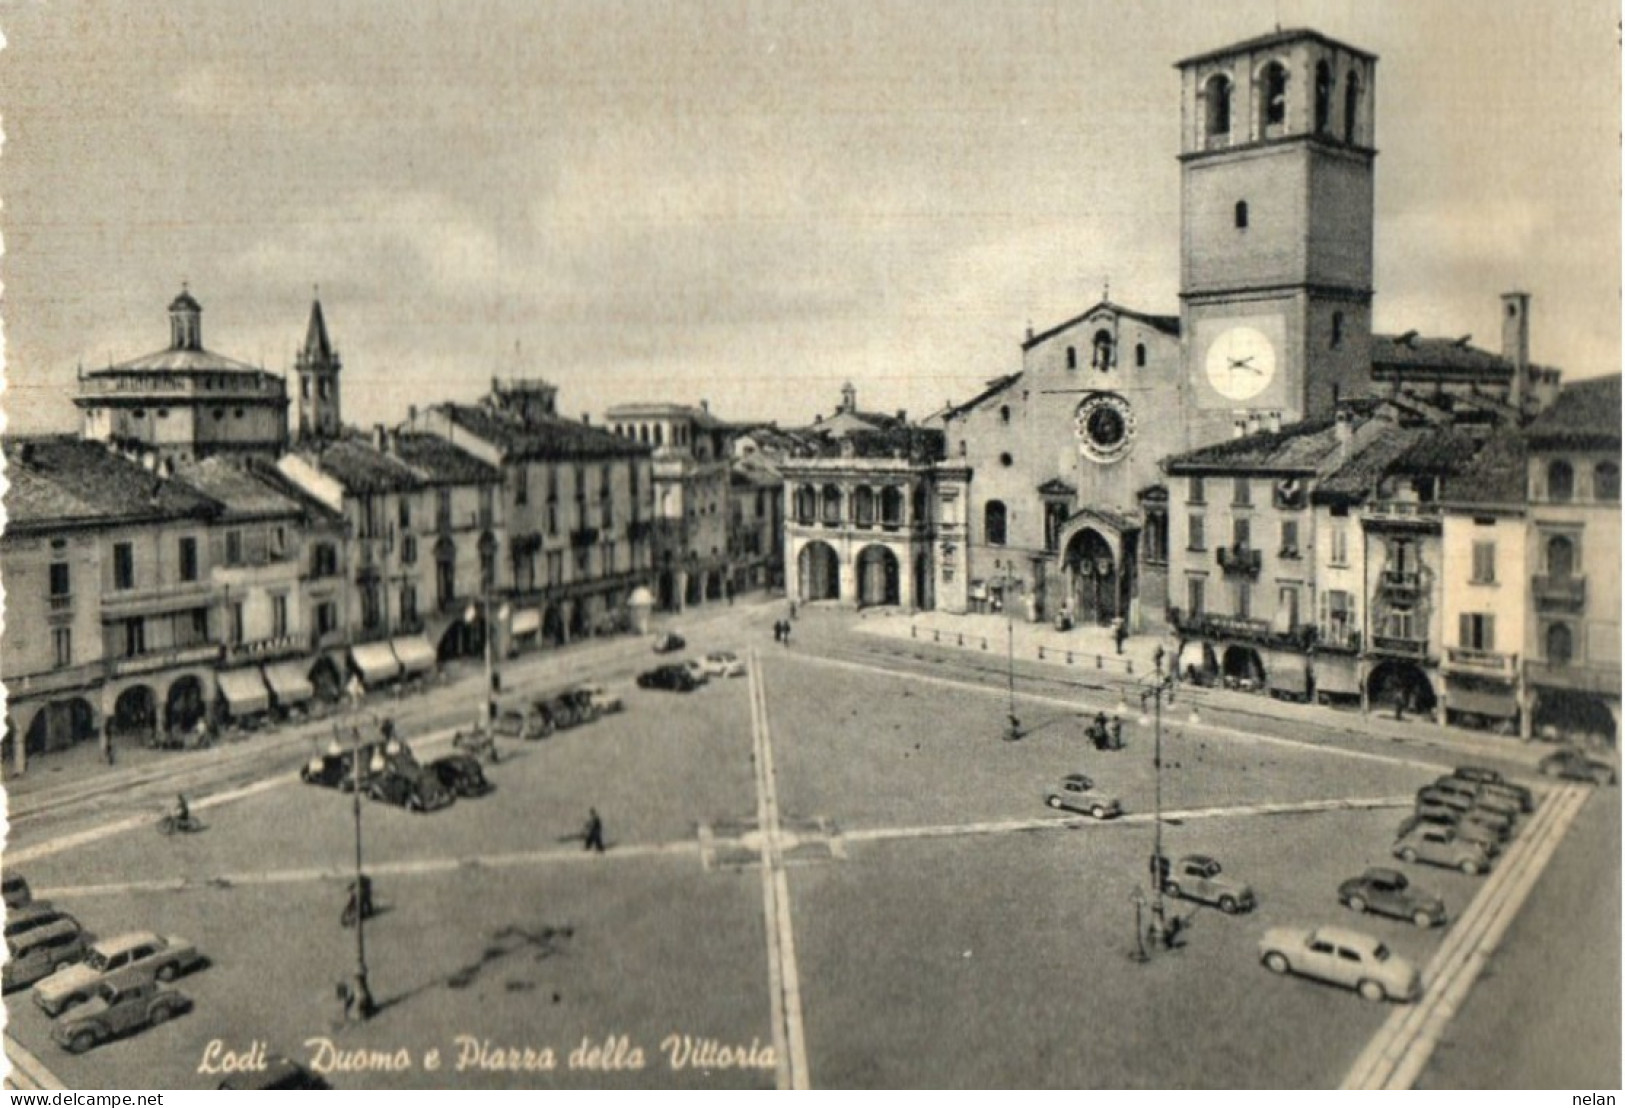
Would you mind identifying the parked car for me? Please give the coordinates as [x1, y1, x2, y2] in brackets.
[218, 1055, 333, 1090]
[4, 874, 33, 910]
[1392, 824, 1492, 876]
[1450, 765, 1536, 812]
[1156, 854, 1256, 914]
[536, 689, 600, 731]
[301, 738, 416, 791]
[368, 765, 456, 812]
[653, 632, 686, 654]
[1400, 811, 1502, 856]
[34, 932, 205, 1016]
[4, 922, 91, 993]
[1414, 786, 1515, 831]
[1414, 796, 1511, 841]
[1042, 774, 1123, 820]
[51, 980, 192, 1054]
[1258, 925, 1422, 1002]
[493, 706, 552, 741]
[1429, 776, 1520, 819]
[5, 903, 80, 945]
[1338, 867, 1446, 928]
[637, 665, 700, 692]
[430, 754, 493, 798]
[1538, 749, 1618, 786]
[703, 651, 748, 678]
[573, 684, 625, 714]
[682, 659, 712, 686]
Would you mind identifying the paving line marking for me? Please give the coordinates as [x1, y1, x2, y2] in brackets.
[1341, 785, 1588, 1089]
[34, 795, 1411, 901]
[749, 648, 812, 1090]
[791, 650, 1451, 774]
[4, 1035, 66, 1091]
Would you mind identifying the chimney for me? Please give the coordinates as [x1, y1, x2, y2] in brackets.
[1335, 408, 1354, 461]
[896, 409, 908, 422]
[373, 424, 386, 450]
[385, 428, 400, 455]
[1232, 419, 1247, 440]
[582, 412, 590, 425]
[1502, 291, 1531, 408]
[407, 404, 418, 424]
[1267, 411, 1282, 433]
[700, 399, 710, 413]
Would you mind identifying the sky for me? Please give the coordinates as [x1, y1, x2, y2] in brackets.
[0, 0, 1619, 434]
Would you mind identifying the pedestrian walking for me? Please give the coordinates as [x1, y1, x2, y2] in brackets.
[1113, 618, 1128, 656]
[782, 622, 791, 647]
[583, 808, 606, 853]
[774, 620, 784, 644]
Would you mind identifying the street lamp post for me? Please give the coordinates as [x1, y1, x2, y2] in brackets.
[467, 586, 511, 751]
[344, 690, 377, 1019]
[1132, 645, 1194, 953]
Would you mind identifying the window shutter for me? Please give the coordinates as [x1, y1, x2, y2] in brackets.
[1459, 613, 1472, 648]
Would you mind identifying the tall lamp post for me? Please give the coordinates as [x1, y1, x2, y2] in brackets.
[997, 572, 1021, 742]
[342, 681, 378, 1019]
[466, 587, 511, 747]
[1131, 645, 1198, 951]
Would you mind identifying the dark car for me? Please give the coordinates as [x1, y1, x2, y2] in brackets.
[1450, 765, 1536, 812]
[637, 664, 699, 692]
[5, 903, 80, 946]
[303, 738, 418, 791]
[652, 632, 686, 654]
[1338, 866, 1446, 928]
[51, 980, 192, 1054]
[219, 1055, 332, 1090]
[4, 875, 33, 910]
[368, 765, 455, 812]
[430, 754, 493, 798]
[1538, 749, 1618, 786]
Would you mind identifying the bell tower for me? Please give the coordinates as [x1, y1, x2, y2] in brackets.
[1177, 29, 1378, 425]
[294, 295, 342, 440]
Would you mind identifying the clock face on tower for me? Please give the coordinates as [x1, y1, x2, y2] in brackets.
[1204, 324, 1278, 402]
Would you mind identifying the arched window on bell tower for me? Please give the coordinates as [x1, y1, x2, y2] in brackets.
[1344, 71, 1362, 142]
[1314, 61, 1333, 133]
[1203, 73, 1232, 145]
[1259, 61, 1288, 135]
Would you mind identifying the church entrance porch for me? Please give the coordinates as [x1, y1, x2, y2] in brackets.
[1057, 516, 1139, 629]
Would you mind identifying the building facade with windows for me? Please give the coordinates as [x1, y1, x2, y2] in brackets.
[1521, 376, 1621, 745]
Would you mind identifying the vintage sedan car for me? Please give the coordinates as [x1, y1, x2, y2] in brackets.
[4, 921, 91, 993]
[1258, 925, 1422, 1002]
[703, 651, 748, 678]
[1450, 765, 1536, 812]
[301, 738, 416, 791]
[493, 706, 552, 741]
[34, 932, 205, 1016]
[1429, 776, 1521, 819]
[5, 903, 80, 945]
[1157, 854, 1256, 914]
[1414, 788, 1514, 835]
[1413, 797, 1511, 843]
[637, 664, 700, 692]
[1400, 811, 1502, 857]
[652, 632, 686, 654]
[368, 765, 456, 812]
[573, 684, 625, 714]
[1538, 749, 1618, 786]
[1392, 824, 1492, 876]
[52, 980, 192, 1054]
[430, 754, 493, 798]
[218, 1055, 333, 1090]
[1042, 774, 1123, 820]
[4, 874, 33, 910]
[1338, 867, 1446, 928]
[682, 659, 712, 686]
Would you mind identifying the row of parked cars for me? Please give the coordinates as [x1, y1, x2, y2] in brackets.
[0, 875, 211, 1056]
[639, 640, 748, 693]
[1257, 764, 1540, 1004]
[300, 732, 492, 812]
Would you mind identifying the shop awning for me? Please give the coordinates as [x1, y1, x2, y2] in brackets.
[390, 636, 438, 675]
[511, 608, 542, 637]
[217, 668, 270, 716]
[1265, 650, 1310, 696]
[1314, 654, 1362, 696]
[1447, 683, 1519, 719]
[350, 642, 402, 686]
[263, 661, 315, 706]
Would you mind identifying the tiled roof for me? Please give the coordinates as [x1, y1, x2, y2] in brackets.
[88, 346, 271, 377]
[291, 432, 426, 495]
[1311, 424, 1483, 503]
[1163, 415, 1343, 474]
[603, 402, 732, 430]
[942, 374, 1023, 422]
[390, 432, 500, 486]
[1023, 301, 1180, 352]
[240, 458, 347, 524]
[1443, 428, 1528, 507]
[786, 426, 945, 463]
[3, 437, 221, 534]
[1525, 375, 1621, 450]
[170, 457, 305, 520]
[441, 404, 649, 461]
[1369, 334, 1559, 385]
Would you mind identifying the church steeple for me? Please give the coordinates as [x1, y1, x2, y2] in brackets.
[294, 292, 342, 441]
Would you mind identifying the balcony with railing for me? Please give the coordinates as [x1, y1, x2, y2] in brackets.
[1316, 625, 1361, 653]
[108, 641, 223, 678]
[48, 593, 74, 614]
[1379, 570, 1422, 599]
[1360, 500, 1442, 530]
[1532, 574, 1586, 611]
[100, 579, 213, 617]
[1215, 543, 1261, 578]
[1444, 646, 1518, 678]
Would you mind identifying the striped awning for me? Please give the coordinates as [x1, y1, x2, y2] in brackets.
[263, 661, 315, 706]
[511, 608, 542, 637]
[1314, 653, 1362, 696]
[1266, 650, 1310, 695]
[350, 642, 402, 685]
[390, 636, 438, 675]
[217, 668, 270, 716]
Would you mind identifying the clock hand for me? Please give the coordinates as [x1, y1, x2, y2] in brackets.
[1228, 356, 1255, 371]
